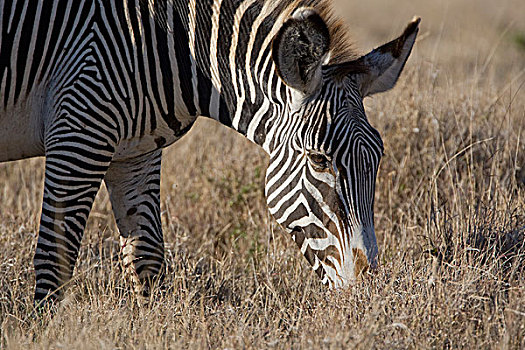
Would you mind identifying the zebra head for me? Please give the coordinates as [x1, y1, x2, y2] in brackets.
[266, 9, 420, 287]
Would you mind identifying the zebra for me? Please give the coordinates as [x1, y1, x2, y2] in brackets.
[0, 0, 419, 306]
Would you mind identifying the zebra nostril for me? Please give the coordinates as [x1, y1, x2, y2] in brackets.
[352, 248, 369, 278]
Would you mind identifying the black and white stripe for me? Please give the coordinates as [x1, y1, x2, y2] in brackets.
[0, 0, 419, 303]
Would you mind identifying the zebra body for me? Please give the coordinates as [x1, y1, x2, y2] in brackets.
[0, 0, 419, 304]
[1, 0, 193, 161]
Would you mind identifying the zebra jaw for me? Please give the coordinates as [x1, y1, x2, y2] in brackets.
[290, 223, 378, 288]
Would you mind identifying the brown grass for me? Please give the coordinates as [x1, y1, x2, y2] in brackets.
[1, 0, 525, 348]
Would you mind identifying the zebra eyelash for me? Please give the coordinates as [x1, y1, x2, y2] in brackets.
[307, 151, 331, 170]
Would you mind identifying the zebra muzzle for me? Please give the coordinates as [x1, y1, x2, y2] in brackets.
[352, 248, 370, 278]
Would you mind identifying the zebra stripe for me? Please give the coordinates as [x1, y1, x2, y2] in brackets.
[0, 0, 419, 302]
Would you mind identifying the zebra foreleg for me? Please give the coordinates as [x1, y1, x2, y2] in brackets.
[34, 132, 114, 307]
[105, 150, 164, 296]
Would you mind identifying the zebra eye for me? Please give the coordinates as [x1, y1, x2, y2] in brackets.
[308, 152, 330, 170]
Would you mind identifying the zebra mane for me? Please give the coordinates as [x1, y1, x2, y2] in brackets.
[147, 0, 358, 65]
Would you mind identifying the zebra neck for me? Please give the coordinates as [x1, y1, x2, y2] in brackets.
[171, 0, 292, 151]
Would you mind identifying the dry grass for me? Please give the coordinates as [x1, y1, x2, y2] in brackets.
[1, 0, 525, 348]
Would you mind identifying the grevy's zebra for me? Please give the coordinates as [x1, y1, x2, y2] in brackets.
[0, 0, 419, 305]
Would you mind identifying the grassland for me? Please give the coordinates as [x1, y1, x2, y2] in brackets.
[1, 0, 524, 348]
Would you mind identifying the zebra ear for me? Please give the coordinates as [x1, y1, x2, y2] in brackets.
[272, 8, 330, 95]
[353, 17, 420, 97]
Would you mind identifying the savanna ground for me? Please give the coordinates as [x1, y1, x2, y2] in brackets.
[1, 0, 525, 348]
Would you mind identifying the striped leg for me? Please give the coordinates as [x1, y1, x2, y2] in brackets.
[34, 132, 114, 305]
[105, 150, 164, 295]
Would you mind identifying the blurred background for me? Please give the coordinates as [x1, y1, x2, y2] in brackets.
[337, 0, 525, 81]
